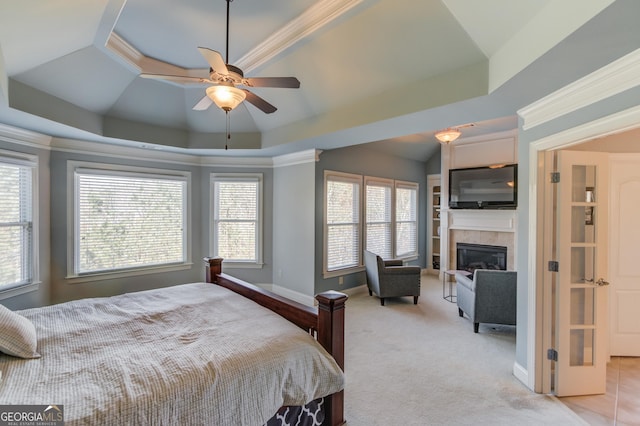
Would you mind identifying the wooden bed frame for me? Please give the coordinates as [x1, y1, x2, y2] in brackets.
[204, 257, 347, 426]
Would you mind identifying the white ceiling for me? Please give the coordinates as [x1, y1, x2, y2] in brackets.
[0, 0, 637, 160]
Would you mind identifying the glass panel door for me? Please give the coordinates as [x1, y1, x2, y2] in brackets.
[555, 151, 609, 396]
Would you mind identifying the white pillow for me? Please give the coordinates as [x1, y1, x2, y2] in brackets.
[0, 304, 41, 359]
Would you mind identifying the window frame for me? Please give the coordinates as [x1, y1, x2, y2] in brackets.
[324, 171, 419, 277]
[210, 173, 264, 269]
[0, 150, 39, 298]
[394, 180, 419, 260]
[323, 170, 363, 278]
[364, 176, 394, 260]
[67, 161, 192, 282]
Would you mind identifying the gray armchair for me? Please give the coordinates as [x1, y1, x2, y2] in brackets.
[456, 269, 517, 333]
[364, 250, 421, 306]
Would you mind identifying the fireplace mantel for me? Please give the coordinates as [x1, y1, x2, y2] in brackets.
[448, 209, 516, 233]
[441, 209, 517, 271]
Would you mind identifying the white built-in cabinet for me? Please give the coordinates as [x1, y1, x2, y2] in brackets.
[439, 130, 518, 272]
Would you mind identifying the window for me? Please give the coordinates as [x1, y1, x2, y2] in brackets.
[395, 181, 419, 258]
[364, 178, 392, 259]
[325, 171, 419, 276]
[0, 151, 37, 291]
[324, 171, 361, 274]
[70, 163, 190, 278]
[211, 174, 263, 266]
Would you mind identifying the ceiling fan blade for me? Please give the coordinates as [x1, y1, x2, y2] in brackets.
[242, 89, 277, 114]
[193, 95, 213, 111]
[244, 77, 300, 88]
[140, 73, 210, 85]
[197, 47, 228, 75]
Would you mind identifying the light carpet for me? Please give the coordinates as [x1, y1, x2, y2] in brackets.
[341, 273, 587, 425]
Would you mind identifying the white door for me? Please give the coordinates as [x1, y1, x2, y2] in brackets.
[609, 154, 640, 355]
[555, 150, 609, 397]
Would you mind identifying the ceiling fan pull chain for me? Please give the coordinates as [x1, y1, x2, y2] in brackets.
[225, 110, 230, 150]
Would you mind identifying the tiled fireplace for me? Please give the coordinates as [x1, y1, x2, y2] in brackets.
[446, 210, 516, 271]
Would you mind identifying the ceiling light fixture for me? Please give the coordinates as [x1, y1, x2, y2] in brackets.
[206, 83, 246, 112]
[205, 82, 245, 150]
[434, 128, 461, 144]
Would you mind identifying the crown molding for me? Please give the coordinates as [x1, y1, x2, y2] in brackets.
[106, 33, 208, 78]
[518, 48, 640, 130]
[0, 123, 313, 168]
[199, 155, 274, 168]
[531, 103, 640, 151]
[452, 128, 517, 145]
[106, 0, 362, 77]
[51, 137, 202, 166]
[272, 149, 322, 168]
[0, 124, 53, 148]
[105, 33, 143, 70]
[236, 0, 363, 73]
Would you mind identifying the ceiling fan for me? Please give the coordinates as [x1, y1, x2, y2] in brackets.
[139, 0, 300, 114]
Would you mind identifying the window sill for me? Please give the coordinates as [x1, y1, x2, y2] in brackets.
[323, 265, 365, 279]
[65, 262, 193, 284]
[0, 282, 40, 300]
[220, 261, 264, 270]
[397, 254, 419, 263]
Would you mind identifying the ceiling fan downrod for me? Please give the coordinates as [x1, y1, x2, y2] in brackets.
[225, 0, 232, 65]
[224, 0, 233, 150]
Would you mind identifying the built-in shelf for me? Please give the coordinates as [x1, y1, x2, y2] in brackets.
[427, 176, 441, 273]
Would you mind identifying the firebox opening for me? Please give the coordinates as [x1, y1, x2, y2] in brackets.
[457, 243, 507, 274]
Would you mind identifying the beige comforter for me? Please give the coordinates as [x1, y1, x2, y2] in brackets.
[0, 283, 345, 425]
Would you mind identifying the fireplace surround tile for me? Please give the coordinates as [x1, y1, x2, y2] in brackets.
[449, 229, 515, 271]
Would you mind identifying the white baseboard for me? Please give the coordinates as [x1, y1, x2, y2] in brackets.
[513, 361, 532, 391]
[341, 283, 368, 296]
[268, 284, 316, 307]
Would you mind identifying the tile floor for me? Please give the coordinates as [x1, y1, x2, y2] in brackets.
[559, 357, 640, 425]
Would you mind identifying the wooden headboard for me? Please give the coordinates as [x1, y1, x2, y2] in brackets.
[203, 257, 347, 426]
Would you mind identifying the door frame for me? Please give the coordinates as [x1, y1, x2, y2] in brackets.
[527, 105, 640, 393]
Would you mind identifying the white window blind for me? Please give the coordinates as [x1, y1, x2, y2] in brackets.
[212, 175, 262, 264]
[74, 169, 187, 275]
[0, 159, 34, 289]
[395, 182, 419, 258]
[365, 179, 392, 259]
[326, 173, 361, 272]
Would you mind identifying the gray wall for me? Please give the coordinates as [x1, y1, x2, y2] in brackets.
[273, 161, 316, 298]
[425, 145, 441, 175]
[48, 150, 204, 303]
[4, 134, 432, 308]
[314, 144, 429, 293]
[0, 138, 274, 308]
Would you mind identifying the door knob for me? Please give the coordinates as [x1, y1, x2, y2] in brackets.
[596, 278, 610, 286]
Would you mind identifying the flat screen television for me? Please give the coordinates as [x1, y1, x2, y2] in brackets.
[449, 164, 517, 209]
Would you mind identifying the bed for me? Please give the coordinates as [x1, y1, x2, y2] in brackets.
[0, 257, 347, 425]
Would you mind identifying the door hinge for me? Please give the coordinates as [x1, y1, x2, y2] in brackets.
[550, 172, 560, 183]
[547, 349, 558, 361]
[548, 261, 559, 272]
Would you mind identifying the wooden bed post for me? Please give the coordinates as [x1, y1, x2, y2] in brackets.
[203, 257, 223, 283]
[316, 291, 347, 426]
[203, 257, 347, 426]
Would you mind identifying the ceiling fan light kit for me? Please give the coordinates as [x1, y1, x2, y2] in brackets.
[435, 128, 461, 144]
[206, 83, 246, 111]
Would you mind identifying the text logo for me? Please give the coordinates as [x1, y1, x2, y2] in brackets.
[0, 405, 64, 426]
